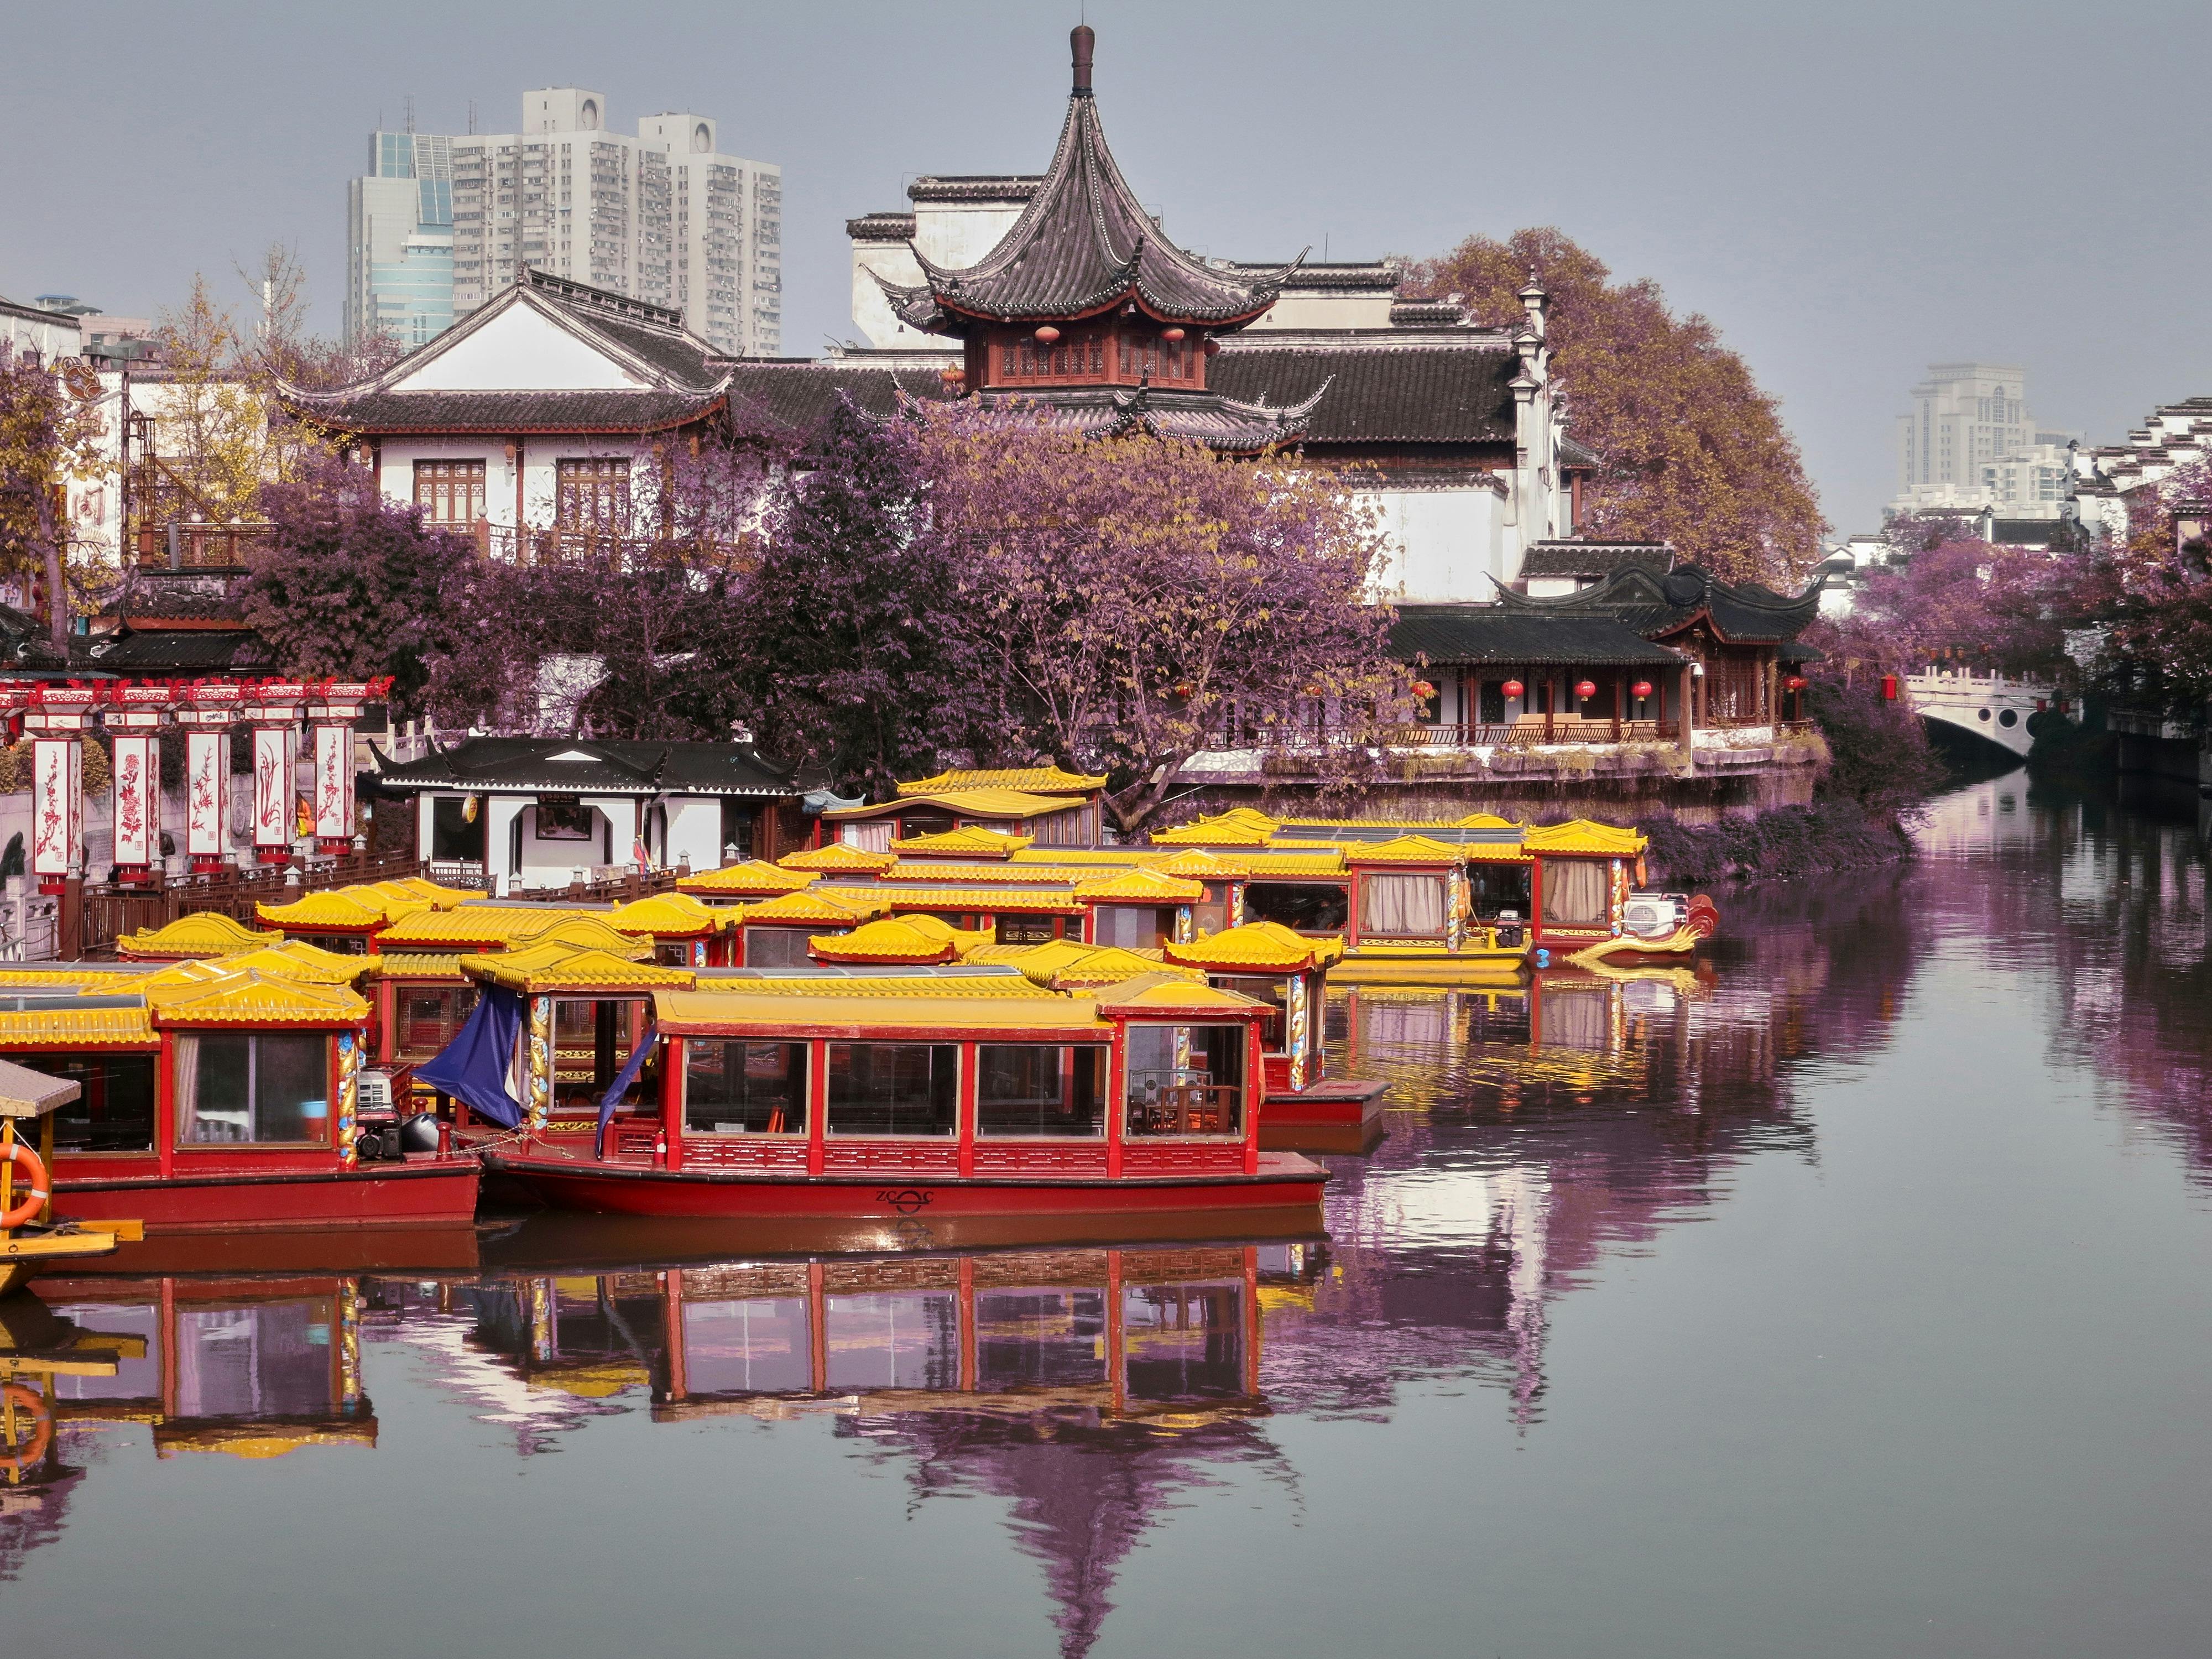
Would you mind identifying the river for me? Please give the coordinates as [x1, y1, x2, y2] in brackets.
[4, 773, 2210, 1657]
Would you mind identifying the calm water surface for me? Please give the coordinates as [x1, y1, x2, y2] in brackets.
[6, 775, 2212, 1657]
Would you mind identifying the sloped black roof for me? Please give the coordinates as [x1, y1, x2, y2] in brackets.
[881, 29, 1293, 332]
[1519, 540, 1674, 580]
[970, 382, 1326, 452]
[294, 388, 725, 436]
[1208, 341, 1515, 445]
[81, 628, 274, 673]
[378, 737, 795, 799]
[1491, 563, 1822, 645]
[723, 359, 958, 432]
[1389, 607, 1682, 667]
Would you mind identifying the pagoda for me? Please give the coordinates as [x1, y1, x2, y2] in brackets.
[877, 26, 1326, 452]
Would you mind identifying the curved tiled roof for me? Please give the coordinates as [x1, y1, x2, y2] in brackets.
[146, 970, 368, 1027]
[880, 40, 1291, 332]
[679, 859, 818, 898]
[1208, 339, 1516, 446]
[1073, 866, 1204, 903]
[1149, 807, 1281, 847]
[877, 886, 1084, 915]
[888, 826, 1034, 857]
[690, 969, 1056, 1000]
[779, 842, 897, 874]
[461, 944, 696, 994]
[808, 915, 990, 966]
[898, 766, 1104, 797]
[1524, 820, 1647, 857]
[0, 1005, 157, 1047]
[255, 890, 411, 930]
[1164, 921, 1343, 973]
[1341, 834, 1468, 865]
[118, 912, 283, 959]
[603, 893, 732, 938]
[1490, 562, 1822, 645]
[1090, 973, 1265, 1019]
[507, 915, 656, 958]
[738, 889, 891, 926]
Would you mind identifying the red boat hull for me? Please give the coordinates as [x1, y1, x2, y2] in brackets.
[53, 1157, 481, 1234]
[485, 1147, 1328, 1229]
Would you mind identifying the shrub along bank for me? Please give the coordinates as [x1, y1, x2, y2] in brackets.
[1646, 676, 1946, 885]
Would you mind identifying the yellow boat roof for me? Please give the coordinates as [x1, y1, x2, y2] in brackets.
[508, 915, 655, 957]
[809, 915, 991, 964]
[376, 905, 602, 950]
[896, 766, 1105, 797]
[677, 860, 817, 898]
[880, 861, 1094, 884]
[825, 787, 1087, 821]
[1073, 866, 1206, 903]
[690, 970, 1057, 999]
[1525, 819, 1647, 856]
[1149, 807, 1281, 846]
[603, 892, 732, 937]
[1090, 974, 1267, 1019]
[145, 969, 369, 1027]
[255, 889, 407, 930]
[0, 1004, 156, 1048]
[737, 889, 892, 926]
[1164, 921, 1343, 973]
[887, 826, 1033, 857]
[871, 886, 1084, 914]
[461, 943, 696, 994]
[778, 842, 897, 873]
[1342, 834, 1469, 865]
[653, 988, 1108, 1037]
[117, 912, 283, 959]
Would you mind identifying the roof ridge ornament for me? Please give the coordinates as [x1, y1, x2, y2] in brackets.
[1072, 24, 1095, 97]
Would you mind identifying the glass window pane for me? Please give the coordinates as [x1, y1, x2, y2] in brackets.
[175, 1298, 337, 1418]
[185, 1032, 253, 1142]
[686, 1040, 806, 1134]
[1123, 1024, 1244, 1138]
[743, 927, 815, 969]
[975, 1288, 1107, 1390]
[23, 1053, 156, 1152]
[822, 1291, 959, 1390]
[826, 1043, 957, 1136]
[253, 1035, 332, 1144]
[977, 1044, 1105, 1138]
[681, 1297, 812, 1395]
[1123, 1281, 1246, 1401]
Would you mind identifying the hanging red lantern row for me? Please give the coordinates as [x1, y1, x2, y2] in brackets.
[1501, 679, 1525, 700]
[1631, 680, 1653, 699]
[1574, 679, 1597, 701]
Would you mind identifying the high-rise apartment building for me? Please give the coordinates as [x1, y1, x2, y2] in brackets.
[345, 131, 456, 351]
[346, 91, 781, 358]
[1891, 362, 2073, 519]
[447, 90, 780, 357]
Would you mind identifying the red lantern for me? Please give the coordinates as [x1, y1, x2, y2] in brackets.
[1203, 338, 1220, 358]
[1034, 325, 1061, 345]
[1501, 679, 1525, 700]
[938, 364, 966, 386]
[1786, 675, 1808, 692]
[1574, 679, 1597, 701]
[1631, 680, 1653, 699]
[1161, 327, 1186, 343]
[1410, 679, 1436, 700]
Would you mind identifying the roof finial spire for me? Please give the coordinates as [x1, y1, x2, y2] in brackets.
[1071, 23, 1095, 96]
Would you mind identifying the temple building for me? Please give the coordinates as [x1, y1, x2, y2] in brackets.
[841, 25, 1593, 602]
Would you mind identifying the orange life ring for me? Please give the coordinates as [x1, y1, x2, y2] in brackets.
[0, 1381, 54, 1475]
[0, 1141, 50, 1229]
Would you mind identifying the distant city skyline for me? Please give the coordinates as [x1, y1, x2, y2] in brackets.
[6, 0, 2209, 536]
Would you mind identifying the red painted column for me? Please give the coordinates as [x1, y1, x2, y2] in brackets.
[806, 1041, 827, 1176]
[1105, 1019, 1125, 1180]
[957, 1041, 976, 1178]
[156, 1031, 176, 1180]
[661, 1270, 687, 1402]
[661, 1034, 684, 1171]
[1244, 1021, 1261, 1174]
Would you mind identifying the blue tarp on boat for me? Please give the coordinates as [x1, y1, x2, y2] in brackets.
[415, 986, 526, 1129]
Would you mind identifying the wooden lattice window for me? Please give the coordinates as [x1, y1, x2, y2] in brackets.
[556, 457, 630, 530]
[414, 460, 486, 525]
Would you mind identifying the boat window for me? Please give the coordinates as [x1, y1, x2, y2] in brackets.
[1467, 862, 1534, 919]
[289, 930, 368, 955]
[839, 821, 893, 853]
[1095, 904, 1172, 949]
[822, 1290, 959, 1390]
[994, 914, 1058, 945]
[654, 940, 695, 967]
[1123, 1280, 1248, 1401]
[744, 926, 816, 969]
[1541, 859, 1609, 926]
[826, 1042, 957, 1136]
[175, 1296, 341, 1418]
[553, 998, 650, 1105]
[1243, 881, 1348, 932]
[1123, 1023, 1245, 1138]
[175, 1032, 332, 1145]
[686, 1040, 807, 1135]
[16, 1052, 156, 1152]
[975, 1044, 1108, 1138]
[681, 1296, 813, 1395]
[399, 986, 477, 1061]
[975, 1287, 1108, 1390]
[1359, 873, 1447, 939]
[1213, 977, 1287, 1048]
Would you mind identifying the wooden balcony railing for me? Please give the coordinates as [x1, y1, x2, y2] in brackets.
[133, 523, 272, 570]
[475, 523, 753, 570]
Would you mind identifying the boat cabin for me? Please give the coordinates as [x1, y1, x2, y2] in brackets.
[1163, 922, 1342, 1094]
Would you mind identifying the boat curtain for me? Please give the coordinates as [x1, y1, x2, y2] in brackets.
[171, 1034, 200, 1141]
[594, 1018, 658, 1156]
[1361, 874, 1446, 938]
[841, 822, 893, 853]
[416, 986, 526, 1129]
[1542, 860, 1609, 926]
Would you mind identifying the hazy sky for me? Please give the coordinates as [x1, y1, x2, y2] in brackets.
[5, 0, 2205, 535]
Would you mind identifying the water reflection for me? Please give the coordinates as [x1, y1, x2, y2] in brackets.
[11, 777, 2212, 1653]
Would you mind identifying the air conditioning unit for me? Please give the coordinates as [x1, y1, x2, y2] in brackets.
[1621, 893, 1688, 939]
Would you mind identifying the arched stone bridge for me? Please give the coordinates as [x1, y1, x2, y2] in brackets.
[1903, 669, 2056, 759]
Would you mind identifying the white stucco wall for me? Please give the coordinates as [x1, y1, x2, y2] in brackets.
[1364, 486, 1507, 604]
[395, 304, 644, 393]
[664, 797, 722, 872]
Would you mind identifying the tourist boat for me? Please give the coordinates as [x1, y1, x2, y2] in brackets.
[1, 1059, 133, 1297]
[469, 964, 1329, 1233]
[0, 937, 479, 1241]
